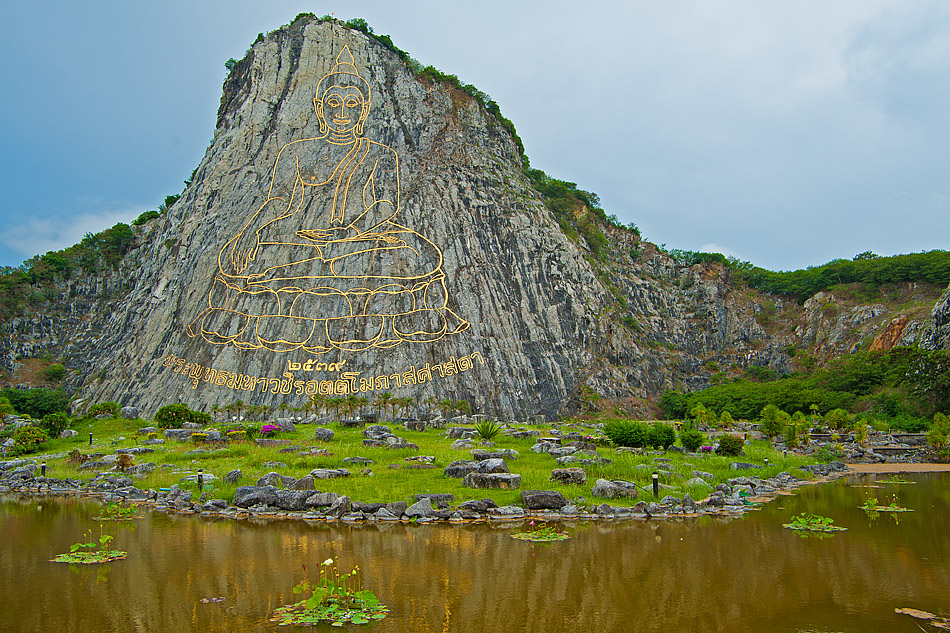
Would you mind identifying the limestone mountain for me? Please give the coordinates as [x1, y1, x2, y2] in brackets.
[1, 16, 948, 419]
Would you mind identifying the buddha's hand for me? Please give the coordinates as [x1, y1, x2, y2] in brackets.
[296, 227, 361, 243]
[228, 232, 260, 274]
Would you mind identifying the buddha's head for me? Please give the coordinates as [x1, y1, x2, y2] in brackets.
[315, 46, 371, 141]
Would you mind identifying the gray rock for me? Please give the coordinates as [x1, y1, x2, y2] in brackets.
[181, 422, 204, 429]
[413, 493, 454, 509]
[691, 470, 716, 482]
[477, 458, 509, 474]
[275, 489, 315, 511]
[685, 477, 711, 488]
[343, 456, 375, 465]
[261, 461, 288, 469]
[59, 429, 78, 439]
[120, 406, 139, 420]
[450, 439, 474, 450]
[325, 495, 352, 518]
[163, 429, 193, 441]
[306, 492, 340, 508]
[291, 475, 316, 490]
[447, 427, 477, 440]
[471, 449, 519, 461]
[489, 505, 525, 517]
[137, 426, 160, 436]
[591, 479, 639, 500]
[373, 507, 398, 521]
[312, 427, 334, 442]
[443, 460, 478, 478]
[462, 472, 521, 489]
[404, 497, 435, 517]
[404, 420, 427, 432]
[363, 425, 392, 439]
[141, 438, 165, 445]
[309, 468, 350, 479]
[457, 498, 499, 513]
[521, 489, 568, 510]
[224, 469, 242, 484]
[387, 501, 408, 516]
[550, 467, 587, 485]
[257, 472, 297, 488]
[234, 485, 278, 508]
[274, 418, 295, 432]
[729, 462, 762, 471]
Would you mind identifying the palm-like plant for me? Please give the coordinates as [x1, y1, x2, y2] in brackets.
[374, 392, 394, 422]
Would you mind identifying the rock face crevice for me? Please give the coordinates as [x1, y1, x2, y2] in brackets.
[1, 19, 946, 419]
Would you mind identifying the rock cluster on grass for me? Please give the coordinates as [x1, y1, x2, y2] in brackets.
[0, 452, 853, 523]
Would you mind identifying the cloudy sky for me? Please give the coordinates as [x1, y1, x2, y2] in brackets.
[1, 1, 948, 271]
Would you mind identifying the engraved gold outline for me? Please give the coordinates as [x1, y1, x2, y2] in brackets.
[187, 47, 468, 354]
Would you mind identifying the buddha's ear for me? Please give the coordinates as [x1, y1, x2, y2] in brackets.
[355, 102, 370, 136]
[314, 98, 328, 135]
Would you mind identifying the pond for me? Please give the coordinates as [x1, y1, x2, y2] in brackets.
[2, 472, 948, 632]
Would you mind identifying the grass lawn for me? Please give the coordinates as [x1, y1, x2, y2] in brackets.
[29, 417, 821, 508]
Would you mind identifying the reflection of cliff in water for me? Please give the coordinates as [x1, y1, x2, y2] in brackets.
[1, 475, 949, 632]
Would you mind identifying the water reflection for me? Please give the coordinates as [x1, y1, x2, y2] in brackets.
[1, 473, 948, 632]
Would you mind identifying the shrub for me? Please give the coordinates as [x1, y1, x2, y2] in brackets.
[154, 404, 211, 429]
[603, 420, 651, 448]
[759, 404, 789, 439]
[43, 363, 67, 381]
[260, 424, 279, 438]
[649, 423, 677, 449]
[13, 425, 49, 453]
[1, 388, 69, 419]
[473, 419, 503, 441]
[679, 427, 705, 452]
[191, 432, 210, 444]
[659, 390, 688, 419]
[244, 424, 260, 440]
[716, 434, 745, 456]
[39, 411, 70, 436]
[824, 408, 851, 431]
[87, 401, 119, 418]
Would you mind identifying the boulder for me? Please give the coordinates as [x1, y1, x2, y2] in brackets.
[521, 489, 568, 510]
[257, 472, 297, 488]
[413, 493, 454, 509]
[224, 469, 242, 484]
[446, 427, 476, 440]
[305, 492, 340, 508]
[457, 498, 499, 513]
[471, 449, 519, 461]
[530, 441, 559, 454]
[343, 456, 375, 466]
[477, 458, 509, 474]
[291, 475, 316, 490]
[234, 485, 278, 508]
[691, 470, 715, 482]
[312, 427, 334, 442]
[137, 426, 160, 436]
[404, 497, 435, 518]
[309, 468, 350, 479]
[163, 429, 193, 441]
[363, 425, 392, 439]
[274, 418, 297, 433]
[443, 460, 478, 478]
[450, 439, 474, 450]
[275, 489, 315, 511]
[462, 472, 521, 489]
[550, 468, 587, 485]
[404, 420, 427, 432]
[120, 406, 139, 420]
[325, 495, 352, 518]
[387, 501, 408, 516]
[59, 429, 78, 439]
[591, 479, 639, 500]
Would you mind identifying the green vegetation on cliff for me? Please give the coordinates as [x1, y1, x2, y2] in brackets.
[661, 346, 950, 427]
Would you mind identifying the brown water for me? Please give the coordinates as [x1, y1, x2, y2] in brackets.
[2, 473, 948, 632]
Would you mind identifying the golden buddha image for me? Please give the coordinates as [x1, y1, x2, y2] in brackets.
[187, 46, 469, 354]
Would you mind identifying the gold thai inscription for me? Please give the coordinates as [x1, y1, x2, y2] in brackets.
[160, 351, 485, 395]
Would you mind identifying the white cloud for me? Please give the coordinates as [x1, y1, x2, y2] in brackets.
[0, 207, 144, 264]
[698, 243, 744, 261]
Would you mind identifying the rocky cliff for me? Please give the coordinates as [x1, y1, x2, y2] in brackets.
[1, 17, 947, 419]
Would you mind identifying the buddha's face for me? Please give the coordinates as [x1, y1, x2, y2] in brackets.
[315, 85, 368, 136]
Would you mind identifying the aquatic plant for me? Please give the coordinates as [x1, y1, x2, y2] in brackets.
[783, 513, 847, 533]
[92, 502, 141, 521]
[51, 528, 127, 564]
[270, 558, 388, 626]
[511, 520, 570, 543]
[861, 493, 912, 513]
